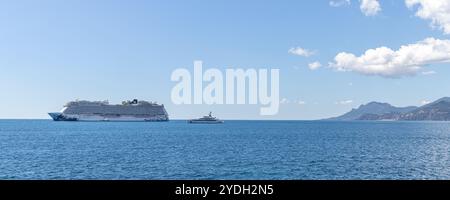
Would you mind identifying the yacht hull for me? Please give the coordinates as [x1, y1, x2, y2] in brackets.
[188, 120, 224, 124]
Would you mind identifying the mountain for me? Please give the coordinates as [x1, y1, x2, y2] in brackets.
[326, 102, 417, 121]
[358, 112, 404, 121]
[399, 97, 450, 121]
[328, 97, 450, 121]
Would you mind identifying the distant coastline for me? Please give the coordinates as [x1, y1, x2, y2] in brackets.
[326, 97, 450, 121]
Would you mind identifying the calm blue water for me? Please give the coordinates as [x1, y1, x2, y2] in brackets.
[1, 120, 450, 180]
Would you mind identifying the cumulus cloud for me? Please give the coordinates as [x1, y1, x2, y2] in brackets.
[288, 47, 316, 57]
[308, 61, 322, 70]
[336, 100, 353, 105]
[297, 100, 307, 105]
[421, 100, 431, 105]
[406, 0, 450, 34]
[330, 37, 450, 78]
[421, 70, 436, 75]
[280, 98, 290, 104]
[360, 0, 381, 16]
[330, 0, 351, 7]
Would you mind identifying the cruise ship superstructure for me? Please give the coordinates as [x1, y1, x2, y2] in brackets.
[49, 99, 169, 122]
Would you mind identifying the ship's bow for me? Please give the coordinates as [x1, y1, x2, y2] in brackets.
[48, 112, 63, 121]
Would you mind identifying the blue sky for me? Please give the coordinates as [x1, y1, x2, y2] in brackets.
[1, 0, 450, 119]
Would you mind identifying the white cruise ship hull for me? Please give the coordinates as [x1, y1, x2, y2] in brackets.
[49, 113, 168, 122]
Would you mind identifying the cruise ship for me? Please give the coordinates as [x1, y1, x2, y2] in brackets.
[49, 99, 169, 122]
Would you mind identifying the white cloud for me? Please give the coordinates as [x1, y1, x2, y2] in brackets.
[360, 0, 381, 16]
[406, 0, 450, 34]
[330, 0, 351, 7]
[288, 47, 316, 57]
[336, 100, 353, 105]
[422, 70, 436, 75]
[298, 100, 306, 105]
[330, 37, 450, 78]
[421, 100, 431, 105]
[308, 61, 322, 70]
[280, 98, 290, 104]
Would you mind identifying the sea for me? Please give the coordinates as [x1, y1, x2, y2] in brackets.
[1, 120, 450, 180]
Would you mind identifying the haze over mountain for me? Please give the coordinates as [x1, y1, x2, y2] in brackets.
[328, 97, 450, 121]
[326, 102, 417, 121]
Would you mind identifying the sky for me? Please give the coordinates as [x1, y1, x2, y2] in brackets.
[1, 0, 450, 120]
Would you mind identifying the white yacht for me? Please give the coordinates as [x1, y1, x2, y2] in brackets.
[188, 112, 224, 124]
